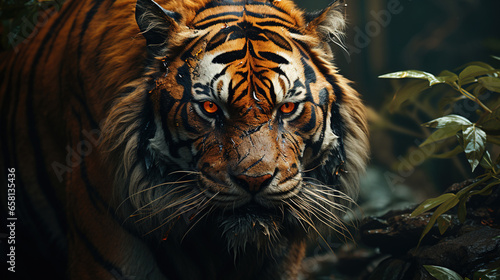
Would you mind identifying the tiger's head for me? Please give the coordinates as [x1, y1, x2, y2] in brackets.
[102, 0, 369, 254]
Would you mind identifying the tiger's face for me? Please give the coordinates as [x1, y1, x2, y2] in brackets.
[104, 0, 369, 253]
[157, 23, 338, 205]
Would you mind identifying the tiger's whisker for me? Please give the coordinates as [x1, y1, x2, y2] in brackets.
[181, 198, 219, 242]
[300, 193, 353, 241]
[137, 190, 205, 223]
[142, 191, 206, 236]
[287, 199, 335, 253]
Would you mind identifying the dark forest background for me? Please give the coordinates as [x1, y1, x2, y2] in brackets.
[296, 0, 500, 215]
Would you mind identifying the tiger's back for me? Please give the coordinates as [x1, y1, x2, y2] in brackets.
[1, 0, 369, 279]
[0, 0, 148, 277]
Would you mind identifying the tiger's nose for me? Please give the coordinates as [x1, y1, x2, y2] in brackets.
[234, 174, 273, 194]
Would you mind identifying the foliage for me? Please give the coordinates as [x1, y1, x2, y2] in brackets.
[424, 265, 500, 280]
[424, 265, 468, 280]
[379, 59, 500, 246]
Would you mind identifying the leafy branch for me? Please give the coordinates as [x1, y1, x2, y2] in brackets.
[379, 59, 500, 246]
[425, 265, 500, 280]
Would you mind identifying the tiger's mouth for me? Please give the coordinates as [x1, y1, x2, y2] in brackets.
[214, 200, 302, 252]
[220, 201, 284, 227]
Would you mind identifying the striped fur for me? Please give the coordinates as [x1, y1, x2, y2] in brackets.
[0, 0, 369, 279]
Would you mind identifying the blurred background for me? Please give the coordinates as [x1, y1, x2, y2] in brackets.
[292, 1, 500, 278]
[294, 0, 500, 215]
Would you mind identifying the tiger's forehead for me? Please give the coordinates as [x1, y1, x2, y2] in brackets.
[190, 0, 301, 30]
[181, 0, 316, 114]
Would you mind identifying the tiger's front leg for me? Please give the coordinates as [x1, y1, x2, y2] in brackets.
[65, 150, 166, 280]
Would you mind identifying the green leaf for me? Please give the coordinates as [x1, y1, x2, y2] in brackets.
[478, 76, 500, 93]
[388, 80, 430, 112]
[458, 61, 495, 71]
[411, 193, 456, 217]
[423, 114, 472, 129]
[419, 125, 464, 147]
[473, 267, 500, 280]
[492, 55, 500, 61]
[424, 265, 463, 280]
[472, 83, 487, 96]
[469, 181, 500, 197]
[437, 70, 459, 85]
[437, 215, 452, 235]
[456, 181, 499, 224]
[479, 151, 495, 170]
[379, 70, 446, 86]
[456, 177, 489, 197]
[418, 195, 459, 246]
[459, 65, 489, 81]
[431, 145, 464, 159]
[478, 108, 500, 135]
[462, 125, 487, 172]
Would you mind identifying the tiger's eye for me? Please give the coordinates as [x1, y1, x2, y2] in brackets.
[203, 101, 218, 114]
[280, 102, 295, 114]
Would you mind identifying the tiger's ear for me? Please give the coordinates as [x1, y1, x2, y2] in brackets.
[136, 0, 181, 56]
[304, 1, 346, 54]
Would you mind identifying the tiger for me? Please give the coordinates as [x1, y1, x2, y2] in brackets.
[0, 0, 369, 279]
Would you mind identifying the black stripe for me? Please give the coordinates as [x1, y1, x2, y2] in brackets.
[262, 75, 277, 105]
[58, 7, 81, 107]
[227, 76, 246, 105]
[262, 29, 293, 51]
[212, 44, 247, 64]
[193, 83, 211, 97]
[300, 105, 316, 133]
[231, 72, 250, 104]
[205, 25, 243, 52]
[284, 133, 301, 156]
[254, 82, 273, 106]
[246, 10, 294, 26]
[1, 29, 70, 273]
[79, 0, 104, 44]
[318, 88, 329, 105]
[76, 0, 104, 128]
[258, 51, 289, 64]
[179, 32, 210, 62]
[301, 56, 317, 83]
[209, 64, 230, 98]
[73, 87, 100, 129]
[181, 104, 199, 134]
[1, 55, 20, 172]
[194, 0, 244, 17]
[247, 1, 289, 14]
[194, 18, 240, 30]
[71, 109, 112, 214]
[257, 21, 302, 34]
[75, 225, 124, 277]
[159, 90, 198, 159]
[290, 37, 310, 58]
[193, 11, 243, 27]
[241, 156, 264, 174]
[25, 0, 73, 230]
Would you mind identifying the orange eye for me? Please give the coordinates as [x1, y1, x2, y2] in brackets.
[203, 101, 219, 114]
[280, 102, 296, 114]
